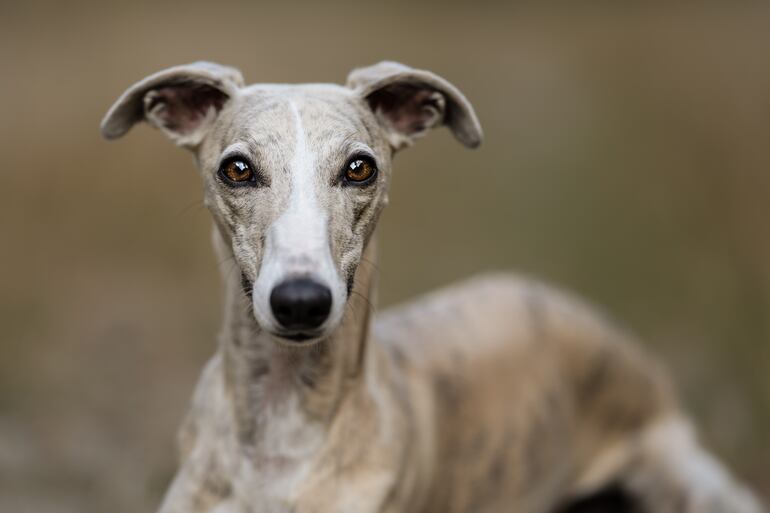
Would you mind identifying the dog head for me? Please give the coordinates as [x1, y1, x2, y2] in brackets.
[102, 61, 481, 344]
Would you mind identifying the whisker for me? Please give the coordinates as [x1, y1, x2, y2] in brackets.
[175, 199, 207, 217]
[359, 256, 381, 274]
[350, 290, 376, 315]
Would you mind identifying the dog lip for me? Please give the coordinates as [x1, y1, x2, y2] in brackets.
[273, 331, 322, 342]
[240, 273, 253, 297]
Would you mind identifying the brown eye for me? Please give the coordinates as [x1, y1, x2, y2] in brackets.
[344, 158, 377, 185]
[220, 159, 255, 185]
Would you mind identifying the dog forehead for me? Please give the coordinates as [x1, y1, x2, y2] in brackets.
[208, 84, 382, 170]
[222, 84, 375, 146]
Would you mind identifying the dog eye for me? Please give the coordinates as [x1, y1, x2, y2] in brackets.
[220, 159, 255, 185]
[344, 158, 377, 185]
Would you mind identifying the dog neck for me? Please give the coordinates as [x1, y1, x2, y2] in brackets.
[215, 230, 378, 446]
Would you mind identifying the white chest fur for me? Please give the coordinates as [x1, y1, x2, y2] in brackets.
[230, 391, 326, 513]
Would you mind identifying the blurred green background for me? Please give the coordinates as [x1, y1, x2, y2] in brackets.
[0, 1, 768, 511]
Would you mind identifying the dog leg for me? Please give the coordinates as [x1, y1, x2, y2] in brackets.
[620, 416, 763, 513]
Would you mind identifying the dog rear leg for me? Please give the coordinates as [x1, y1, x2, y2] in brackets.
[615, 415, 763, 513]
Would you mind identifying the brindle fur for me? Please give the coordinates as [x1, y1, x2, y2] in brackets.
[101, 61, 764, 513]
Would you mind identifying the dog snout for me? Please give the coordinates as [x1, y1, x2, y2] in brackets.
[270, 278, 332, 333]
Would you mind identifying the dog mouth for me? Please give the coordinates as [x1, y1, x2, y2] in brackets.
[270, 330, 324, 344]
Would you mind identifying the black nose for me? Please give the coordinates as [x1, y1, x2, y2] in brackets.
[270, 278, 332, 332]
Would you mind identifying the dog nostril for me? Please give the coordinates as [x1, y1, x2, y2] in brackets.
[270, 278, 332, 332]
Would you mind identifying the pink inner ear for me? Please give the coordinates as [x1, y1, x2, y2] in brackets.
[368, 84, 443, 136]
[146, 83, 228, 135]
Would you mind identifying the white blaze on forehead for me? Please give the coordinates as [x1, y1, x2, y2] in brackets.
[270, 100, 327, 257]
[252, 100, 346, 334]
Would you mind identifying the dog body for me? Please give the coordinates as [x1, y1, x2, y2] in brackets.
[102, 61, 763, 513]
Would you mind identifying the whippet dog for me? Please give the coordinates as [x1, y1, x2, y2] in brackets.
[101, 61, 763, 513]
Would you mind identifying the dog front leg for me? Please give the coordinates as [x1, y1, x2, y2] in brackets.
[292, 469, 407, 513]
[156, 457, 234, 513]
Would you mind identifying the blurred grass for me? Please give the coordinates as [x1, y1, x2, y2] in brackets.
[0, 1, 768, 511]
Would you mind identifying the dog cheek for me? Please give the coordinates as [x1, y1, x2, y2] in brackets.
[229, 225, 266, 282]
[330, 232, 359, 297]
[342, 243, 368, 298]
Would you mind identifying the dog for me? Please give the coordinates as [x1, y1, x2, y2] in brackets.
[101, 61, 764, 513]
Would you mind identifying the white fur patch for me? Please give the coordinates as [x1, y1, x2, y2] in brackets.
[233, 391, 325, 513]
[252, 100, 346, 337]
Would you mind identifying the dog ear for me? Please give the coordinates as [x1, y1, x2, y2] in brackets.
[346, 61, 482, 151]
[101, 61, 244, 148]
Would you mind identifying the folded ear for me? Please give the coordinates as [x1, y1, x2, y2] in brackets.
[346, 61, 482, 151]
[100, 61, 244, 148]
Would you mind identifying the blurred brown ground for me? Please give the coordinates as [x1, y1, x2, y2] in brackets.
[0, 1, 768, 512]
